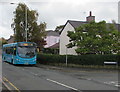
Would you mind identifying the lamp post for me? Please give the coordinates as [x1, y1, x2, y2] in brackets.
[11, 3, 28, 42]
[66, 46, 68, 67]
[25, 5, 27, 42]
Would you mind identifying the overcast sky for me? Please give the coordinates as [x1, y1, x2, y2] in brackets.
[0, 0, 119, 39]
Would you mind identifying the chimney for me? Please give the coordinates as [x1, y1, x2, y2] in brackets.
[86, 11, 95, 22]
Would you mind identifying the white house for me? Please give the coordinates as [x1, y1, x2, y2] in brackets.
[44, 30, 59, 48]
[60, 11, 95, 55]
[60, 11, 120, 55]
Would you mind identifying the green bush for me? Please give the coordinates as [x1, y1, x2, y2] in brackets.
[37, 53, 119, 66]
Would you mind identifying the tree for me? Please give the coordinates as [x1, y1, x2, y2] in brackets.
[31, 22, 47, 49]
[55, 25, 64, 34]
[67, 21, 120, 55]
[11, 3, 46, 49]
[0, 37, 7, 45]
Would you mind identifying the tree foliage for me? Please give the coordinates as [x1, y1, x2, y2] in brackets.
[55, 25, 64, 34]
[11, 3, 46, 48]
[0, 37, 7, 45]
[67, 21, 120, 55]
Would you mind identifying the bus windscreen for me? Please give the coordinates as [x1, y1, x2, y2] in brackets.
[17, 46, 35, 58]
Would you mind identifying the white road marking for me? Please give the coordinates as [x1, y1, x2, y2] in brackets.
[19, 67, 79, 90]
[115, 84, 120, 87]
[29, 72, 38, 76]
[104, 81, 119, 87]
[21, 68, 38, 77]
[34, 74, 38, 76]
[47, 78, 78, 91]
[87, 78, 91, 80]
[30, 72, 34, 75]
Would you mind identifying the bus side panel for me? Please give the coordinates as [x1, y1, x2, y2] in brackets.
[5, 54, 12, 63]
[3, 53, 16, 64]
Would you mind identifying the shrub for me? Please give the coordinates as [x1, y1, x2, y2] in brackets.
[37, 53, 119, 66]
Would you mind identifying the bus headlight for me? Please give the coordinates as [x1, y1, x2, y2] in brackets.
[16, 59, 19, 61]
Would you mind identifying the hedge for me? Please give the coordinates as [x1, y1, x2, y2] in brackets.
[37, 53, 120, 66]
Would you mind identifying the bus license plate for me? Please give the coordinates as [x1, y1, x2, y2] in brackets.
[25, 62, 28, 65]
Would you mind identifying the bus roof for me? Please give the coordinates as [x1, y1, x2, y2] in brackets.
[3, 43, 17, 47]
[3, 42, 35, 47]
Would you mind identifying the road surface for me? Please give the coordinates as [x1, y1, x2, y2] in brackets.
[1, 54, 119, 92]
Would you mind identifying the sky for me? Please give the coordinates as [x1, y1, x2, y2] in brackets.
[0, 0, 119, 39]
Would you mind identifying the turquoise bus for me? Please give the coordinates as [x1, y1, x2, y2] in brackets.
[2, 42, 37, 65]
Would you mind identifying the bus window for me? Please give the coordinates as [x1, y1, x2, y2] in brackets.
[3, 48, 6, 53]
[6, 47, 10, 54]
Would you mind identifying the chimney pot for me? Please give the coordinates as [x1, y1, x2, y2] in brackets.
[90, 11, 92, 16]
[86, 11, 95, 22]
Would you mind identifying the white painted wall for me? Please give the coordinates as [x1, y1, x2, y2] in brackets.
[44, 36, 59, 48]
[60, 22, 77, 55]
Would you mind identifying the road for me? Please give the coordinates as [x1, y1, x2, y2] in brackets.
[1, 55, 119, 92]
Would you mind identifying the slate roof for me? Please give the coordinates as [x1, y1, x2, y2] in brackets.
[48, 42, 59, 48]
[66, 20, 120, 30]
[68, 20, 87, 28]
[46, 30, 59, 36]
[60, 20, 87, 34]
[60, 20, 120, 34]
